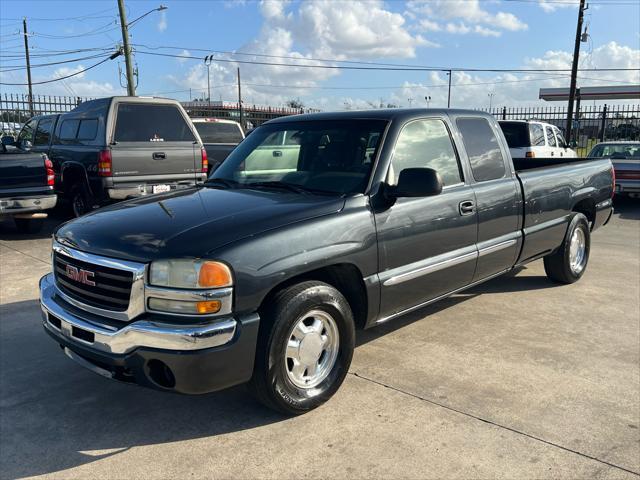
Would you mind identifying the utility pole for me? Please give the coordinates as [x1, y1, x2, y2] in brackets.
[237, 67, 243, 131]
[446, 70, 452, 108]
[204, 56, 212, 107]
[565, 0, 587, 145]
[117, 0, 136, 96]
[488, 93, 495, 111]
[22, 18, 33, 116]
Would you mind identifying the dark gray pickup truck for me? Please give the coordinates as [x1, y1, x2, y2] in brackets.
[39, 109, 614, 415]
[0, 139, 57, 233]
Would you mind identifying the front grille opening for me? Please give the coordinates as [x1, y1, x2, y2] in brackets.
[72, 326, 95, 343]
[53, 252, 134, 312]
[48, 314, 62, 330]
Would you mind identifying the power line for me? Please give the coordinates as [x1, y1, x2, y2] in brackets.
[0, 52, 121, 85]
[134, 49, 640, 74]
[0, 7, 119, 23]
[0, 53, 112, 72]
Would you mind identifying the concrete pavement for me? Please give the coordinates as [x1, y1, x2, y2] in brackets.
[1, 199, 638, 479]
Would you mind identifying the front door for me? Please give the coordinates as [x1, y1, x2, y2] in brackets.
[375, 117, 478, 320]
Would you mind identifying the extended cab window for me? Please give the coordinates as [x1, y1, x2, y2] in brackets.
[77, 119, 98, 140]
[457, 117, 506, 182]
[391, 119, 462, 187]
[34, 118, 53, 146]
[213, 120, 387, 194]
[553, 127, 567, 148]
[59, 119, 80, 141]
[114, 104, 195, 142]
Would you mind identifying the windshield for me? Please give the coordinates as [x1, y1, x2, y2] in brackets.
[588, 143, 640, 158]
[211, 120, 387, 195]
[499, 122, 530, 148]
[194, 122, 244, 144]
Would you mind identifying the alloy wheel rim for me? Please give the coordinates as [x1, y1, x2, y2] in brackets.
[569, 228, 586, 274]
[284, 309, 340, 389]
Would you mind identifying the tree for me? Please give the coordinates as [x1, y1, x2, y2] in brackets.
[285, 98, 304, 109]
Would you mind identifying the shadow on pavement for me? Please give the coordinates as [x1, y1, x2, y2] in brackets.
[613, 195, 640, 221]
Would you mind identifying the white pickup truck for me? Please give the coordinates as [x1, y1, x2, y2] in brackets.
[499, 120, 578, 159]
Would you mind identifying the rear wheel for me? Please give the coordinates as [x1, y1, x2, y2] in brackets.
[250, 281, 355, 415]
[543, 213, 590, 284]
[69, 183, 93, 217]
[14, 217, 44, 234]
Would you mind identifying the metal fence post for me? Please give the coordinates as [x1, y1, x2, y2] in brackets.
[600, 104, 608, 142]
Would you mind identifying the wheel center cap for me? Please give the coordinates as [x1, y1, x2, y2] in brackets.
[298, 333, 323, 365]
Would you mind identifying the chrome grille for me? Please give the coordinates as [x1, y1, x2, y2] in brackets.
[54, 252, 134, 311]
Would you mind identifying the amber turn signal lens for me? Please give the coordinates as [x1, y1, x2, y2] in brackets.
[196, 300, 222, 314]
[198, 262, 233, 288]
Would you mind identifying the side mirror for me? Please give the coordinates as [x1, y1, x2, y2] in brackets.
[569, 140, 577, 148]
[1, 136, 15, 147]
[388, 167, 443, 198]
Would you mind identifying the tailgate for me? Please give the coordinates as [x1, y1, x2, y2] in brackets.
[110, 102, 199, 177]
[111, 142, 198, 177]
[0, 153, 47, 191]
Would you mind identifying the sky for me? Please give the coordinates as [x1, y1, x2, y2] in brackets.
[0, 0, 639, 111]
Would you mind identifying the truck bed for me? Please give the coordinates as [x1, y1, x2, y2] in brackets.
[513, 157, 614, 263]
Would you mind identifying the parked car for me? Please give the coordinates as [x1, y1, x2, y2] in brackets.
[40, 109, 613, 415]
[8, 97, 208, 217]
[191, 118, 244, 174]
[588, 141, 640, 197]
[499, 120, 577, 159]
[0, 137, 57, 233]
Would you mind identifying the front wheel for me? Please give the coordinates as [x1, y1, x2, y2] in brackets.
[544, 213, 590, 284]
[250, 281, 355, 415]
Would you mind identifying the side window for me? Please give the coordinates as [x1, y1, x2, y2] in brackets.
[59, 119, 80, 142]
[17, 119, 36, 145]
[545, 126, 557, 147]
[77, 119, 98, 140]
[391, 119, 462, 187]
[456, 117, 506, 182]
[34, 118, 53, 146]
[529, 124, 545, 146]
[554, 128, 567, 148]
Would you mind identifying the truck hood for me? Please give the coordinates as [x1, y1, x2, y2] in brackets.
[55, 187, 345, 262]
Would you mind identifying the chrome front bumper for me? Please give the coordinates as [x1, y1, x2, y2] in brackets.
[40, 273, 237, 355]
[0, 194, 57, 215]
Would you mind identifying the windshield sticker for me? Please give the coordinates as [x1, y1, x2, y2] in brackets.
[150, 134, 164, 142]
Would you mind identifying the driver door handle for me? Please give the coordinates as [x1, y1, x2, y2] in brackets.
[459, 200, 475, 215]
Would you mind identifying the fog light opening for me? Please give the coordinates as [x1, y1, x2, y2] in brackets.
[146, 359, 176, 389]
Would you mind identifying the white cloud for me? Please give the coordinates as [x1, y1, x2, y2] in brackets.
[53, 65, 87, 80]
[410, 0, 527, 35]
[157, 10, 167, 32]
[176, 50, 191, 64]
[418, 19, 441, 32]
[538, 0, 579, 13]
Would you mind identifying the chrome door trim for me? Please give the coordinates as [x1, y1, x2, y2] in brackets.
[377, 268, 510, 324]
[381, 246, 478, 287]
[478, 238, 518, 257]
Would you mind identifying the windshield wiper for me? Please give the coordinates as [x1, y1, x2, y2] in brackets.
[244, 181, 331, 195]
[204, 178, 240, 189]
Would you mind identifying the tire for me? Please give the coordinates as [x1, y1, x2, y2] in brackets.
[69, 183, 93, 218]
[14, 217, 44, 234]
[543, 213, 590, 284]
[250, 281, 355, 415]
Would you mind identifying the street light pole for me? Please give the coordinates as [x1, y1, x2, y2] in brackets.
[446, 70, 452, 108]
[204, 56, 212, 107]
[488, 93, 495, 111]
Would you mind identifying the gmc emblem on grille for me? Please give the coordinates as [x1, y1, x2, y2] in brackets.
[65, 265, 96, 286]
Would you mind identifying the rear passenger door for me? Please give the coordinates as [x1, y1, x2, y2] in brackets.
[454, 116, 522, 282]
[110, 103, 198, 179]
[375, 117, 478, 319]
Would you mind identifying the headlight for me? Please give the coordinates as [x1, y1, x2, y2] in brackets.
[149, 260, 232, 289]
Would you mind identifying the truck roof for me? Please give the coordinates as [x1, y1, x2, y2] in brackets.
[266, 108, 495, 125]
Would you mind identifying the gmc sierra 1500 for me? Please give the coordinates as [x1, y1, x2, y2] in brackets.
[40, 109, 614, 415]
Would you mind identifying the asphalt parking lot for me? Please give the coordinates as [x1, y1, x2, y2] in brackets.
[1, 198, 639, 480]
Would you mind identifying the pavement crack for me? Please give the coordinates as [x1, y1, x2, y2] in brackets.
[349, 371, 640, 477]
